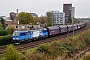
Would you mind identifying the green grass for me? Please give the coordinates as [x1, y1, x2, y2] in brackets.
[21, 47, 37, 54]
[71, 34, 80, 39]
[22, 43, 51, 54]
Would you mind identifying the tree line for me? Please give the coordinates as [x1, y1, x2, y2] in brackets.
[0, 12, 75, 29]
[17, 12, 54, 27]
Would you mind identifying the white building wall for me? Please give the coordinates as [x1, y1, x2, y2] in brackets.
[51, 11, 65, 25]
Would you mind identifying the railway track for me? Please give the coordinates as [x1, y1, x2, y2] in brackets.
[0, 23, 89, 54]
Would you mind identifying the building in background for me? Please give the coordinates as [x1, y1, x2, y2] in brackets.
[51, 11, 65, 25]
[5, 20, 18, 25]
[10, 12, 17, 20]
[3, 17, 10, 21]
[30, 13, 38, 17]
[63, 4, 75, 24]
[63, 4, 72, 23]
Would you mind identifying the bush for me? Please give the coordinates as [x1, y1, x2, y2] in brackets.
[61, 43, 75, 57]
[37, 44, 52, 55]
[0, 23, 2, 30]
[51, 41, 67, 56]
[83, 53, 90, 60]
[0, 26, 14, 36]
[0, 30, 8, 36]
[51, 41, 76, 58]
[0, 35, 12, 46]
[83, 33, 90, 45]
[24, 52, 50, 60]
[4, 44, 21, 60]
[5, 26, 14, 35]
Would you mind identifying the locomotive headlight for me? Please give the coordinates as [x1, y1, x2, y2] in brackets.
[13, 38, 15, 40]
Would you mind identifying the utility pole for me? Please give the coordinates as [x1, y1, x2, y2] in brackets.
[71, 7, 74, 36]
[52, 16, 53, 26]
[72, 16, 74, 36]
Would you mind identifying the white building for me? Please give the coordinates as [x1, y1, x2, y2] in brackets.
[51, 11, 65, 25]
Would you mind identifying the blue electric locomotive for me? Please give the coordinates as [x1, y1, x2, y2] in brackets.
[12, 30, 33, 44]
[12, 28, 49, 44]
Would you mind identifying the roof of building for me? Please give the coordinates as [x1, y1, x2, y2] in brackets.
[5, 20, 18, 25]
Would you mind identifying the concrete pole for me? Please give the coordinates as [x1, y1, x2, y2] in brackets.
[72, 16, 74, 36]
[71, 7, 74, 36]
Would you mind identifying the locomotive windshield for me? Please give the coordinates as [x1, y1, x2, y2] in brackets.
[13, 32, 19, 36]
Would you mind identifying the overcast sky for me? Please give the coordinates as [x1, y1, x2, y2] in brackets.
[0, 0, 90, 18]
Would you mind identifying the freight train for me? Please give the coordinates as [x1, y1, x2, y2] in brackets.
[12, 22, 87, 44]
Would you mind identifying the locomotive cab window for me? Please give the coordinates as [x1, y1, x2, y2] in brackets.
[20, 33, 25, 36]
[13, 32, 19, 36]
